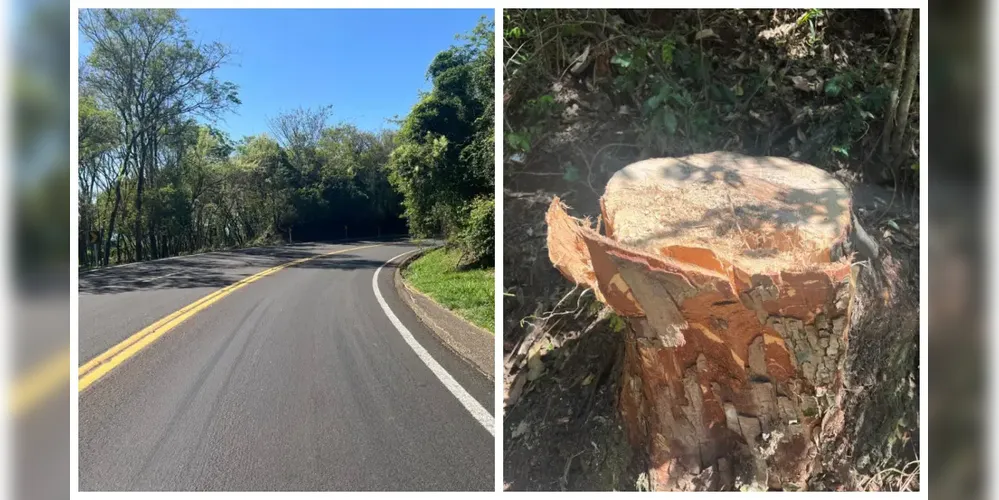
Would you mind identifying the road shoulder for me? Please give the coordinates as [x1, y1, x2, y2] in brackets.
[394, 250, 495, 381]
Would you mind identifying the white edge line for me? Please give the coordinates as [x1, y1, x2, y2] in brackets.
[372, 249, 496, 437]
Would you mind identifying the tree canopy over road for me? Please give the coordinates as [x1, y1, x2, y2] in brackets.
[79, 9, 494, 269]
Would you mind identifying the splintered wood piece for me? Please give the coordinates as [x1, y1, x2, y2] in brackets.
[546, 152, 858, 491]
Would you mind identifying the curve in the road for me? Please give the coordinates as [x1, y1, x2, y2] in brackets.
[78, 244, 381, 391]
[372, 249, 495, 435]
[78, 241, 494, 491]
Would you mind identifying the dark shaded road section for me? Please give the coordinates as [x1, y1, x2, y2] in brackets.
[79, 241, 494, 491]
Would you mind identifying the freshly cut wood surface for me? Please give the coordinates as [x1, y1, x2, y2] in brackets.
[601, 152, 852, 273]
[546, 152, 860, 491]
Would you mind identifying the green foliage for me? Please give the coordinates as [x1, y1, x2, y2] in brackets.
[78, 10, 409, 268]
[80, 102, 405, 268]
[660, 39, 676, 66]
[796, 9, 826, 47]
[78, 94, 119, 161]
[796, 8, 824, 27]
[611, 52, 633, 68]
[505, 9, 919, 191]
[506, 26, 526, 39]
[607, 35, 712, 151]
[505, 94, 559, 153]
[607, 313, 626, 333]
[456, 196, 494, 268]
[389, 17, 494, 264]
[506, 131, 532, 153]
[79, 9, 490, 270]
[402, 247, 495, 332]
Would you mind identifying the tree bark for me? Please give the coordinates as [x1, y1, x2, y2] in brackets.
[148, 129, 160, 260]
[890, 16, 919, 167]
[881, 9, 912, 160]
[547, 152, 860, 491]
[103, 178, 123, 266]
[103, 139, 134, 266]
[135, 137, 145, 262]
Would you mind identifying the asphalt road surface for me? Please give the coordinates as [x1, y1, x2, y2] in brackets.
[78, 240, 494, 491]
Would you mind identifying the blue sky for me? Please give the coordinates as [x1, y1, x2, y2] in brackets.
[80, 9, 492, 140]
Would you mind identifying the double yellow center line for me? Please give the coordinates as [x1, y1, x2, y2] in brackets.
[77, 244, 380, 392]
[9, 244, 382, 416]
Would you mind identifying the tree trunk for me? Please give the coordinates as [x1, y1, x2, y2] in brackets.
[135, 139, 145, 262]
[103, 179, 123, 266]
[148, 131, 160, 260]
[149, 229, 159, 260]
[890, 16, 919, 168]
[881, 9, 912, 160]
[547, 153, 861, 491]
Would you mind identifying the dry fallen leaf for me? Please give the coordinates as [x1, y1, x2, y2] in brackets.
[569, 44, 591, 75]
[789, 75, 812, 92]
[695, 28, 717, 41]
[527, 343, 545, 381]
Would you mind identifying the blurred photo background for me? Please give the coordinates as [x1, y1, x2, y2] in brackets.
[5, 0, 71, 498]
[0, 1, 992, 499]
[926, 0, 991, 499]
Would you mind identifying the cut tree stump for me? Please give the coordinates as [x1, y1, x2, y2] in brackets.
[547, 152, 860, 491]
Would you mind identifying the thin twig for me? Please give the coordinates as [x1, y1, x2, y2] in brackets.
[874, 164, 898, 225]
[537, 288, 592, 322]
[561, 450, 586, 491]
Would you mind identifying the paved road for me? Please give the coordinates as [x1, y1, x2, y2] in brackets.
[78, 240, 494, 491]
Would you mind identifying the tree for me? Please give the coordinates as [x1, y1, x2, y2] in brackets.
[78, 92, 120, 267]
[80, 8, 239, 263]
[77, 9, 470, 270]
[388, 17, 495, 267]
[881, 9, 919, 178]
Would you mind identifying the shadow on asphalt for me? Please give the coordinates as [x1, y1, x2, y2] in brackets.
[79, 240, 420, 295]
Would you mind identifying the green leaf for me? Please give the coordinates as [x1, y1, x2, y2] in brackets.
[831, 145, 849, 157]
[506, 132, 531, 152]
[660, 39, 675, 66]
[662, 107, 678, 134]
[608, 313, 626, 333]
[797, 8, 822, 26]
[611, 52, 633, 68]
[824, 79, 841, 97]
[643, 93, 665, 115]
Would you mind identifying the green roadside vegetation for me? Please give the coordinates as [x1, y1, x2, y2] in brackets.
[393, 17, 496, 329]
[79, 9, 494, 270]
[403, 247, 494, 333]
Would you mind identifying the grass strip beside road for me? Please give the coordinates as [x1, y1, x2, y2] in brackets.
[402, 248, 494, 333]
